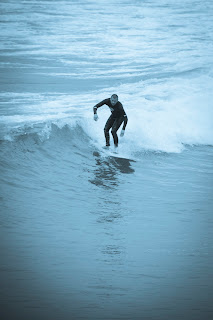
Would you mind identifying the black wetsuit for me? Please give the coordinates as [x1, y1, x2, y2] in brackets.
[93, 98, 128, 146]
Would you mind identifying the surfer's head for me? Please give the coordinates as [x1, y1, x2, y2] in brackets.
[110, 94, 118, 106]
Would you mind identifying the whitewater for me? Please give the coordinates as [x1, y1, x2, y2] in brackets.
[0, 0, 213, 319]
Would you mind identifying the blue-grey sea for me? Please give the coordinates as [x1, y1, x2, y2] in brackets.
[0, 1, 213, 319]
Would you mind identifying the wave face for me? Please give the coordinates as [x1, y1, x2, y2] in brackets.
[1, 85, 213, 156]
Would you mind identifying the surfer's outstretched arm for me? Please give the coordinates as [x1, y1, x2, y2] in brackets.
[93, 99, 108, 113]
[122, 114, 128, 130]
[93, 99, 108, 121]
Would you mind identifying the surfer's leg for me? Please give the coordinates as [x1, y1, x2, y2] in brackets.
[111, 116, 124, 147]
[104, 115, 114, 146]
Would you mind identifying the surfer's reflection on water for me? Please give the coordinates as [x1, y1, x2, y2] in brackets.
[89, 151, 135, 189]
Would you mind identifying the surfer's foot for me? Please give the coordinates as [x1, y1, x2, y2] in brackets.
[103, 145, 110, 149]
[114, 144, 118, 148]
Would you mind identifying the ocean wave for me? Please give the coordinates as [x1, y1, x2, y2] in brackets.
[0, 72, 213, 156]
[0, 101, 212, 161]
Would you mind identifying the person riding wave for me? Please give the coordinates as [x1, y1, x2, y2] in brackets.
[93, 94, 128, 147]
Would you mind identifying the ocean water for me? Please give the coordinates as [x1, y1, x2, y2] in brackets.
[0, 0, 213, 319]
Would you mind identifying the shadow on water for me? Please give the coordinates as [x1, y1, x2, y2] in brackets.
[89, 151, 135, 189]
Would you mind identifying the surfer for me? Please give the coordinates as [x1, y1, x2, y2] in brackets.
[93, 94, 128, 147]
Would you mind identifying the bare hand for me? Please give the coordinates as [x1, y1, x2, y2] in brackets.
[94, 114, 98, 121]
[120, 129, 125, 137]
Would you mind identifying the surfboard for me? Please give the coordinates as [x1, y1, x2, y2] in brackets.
[100, 146, 136, 162]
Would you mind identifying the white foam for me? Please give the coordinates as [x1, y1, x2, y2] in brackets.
[81, 74, 213, 154]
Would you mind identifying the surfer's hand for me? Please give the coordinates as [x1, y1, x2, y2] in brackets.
[120, 129, 125, 137]
[94, 114, 98, 121]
